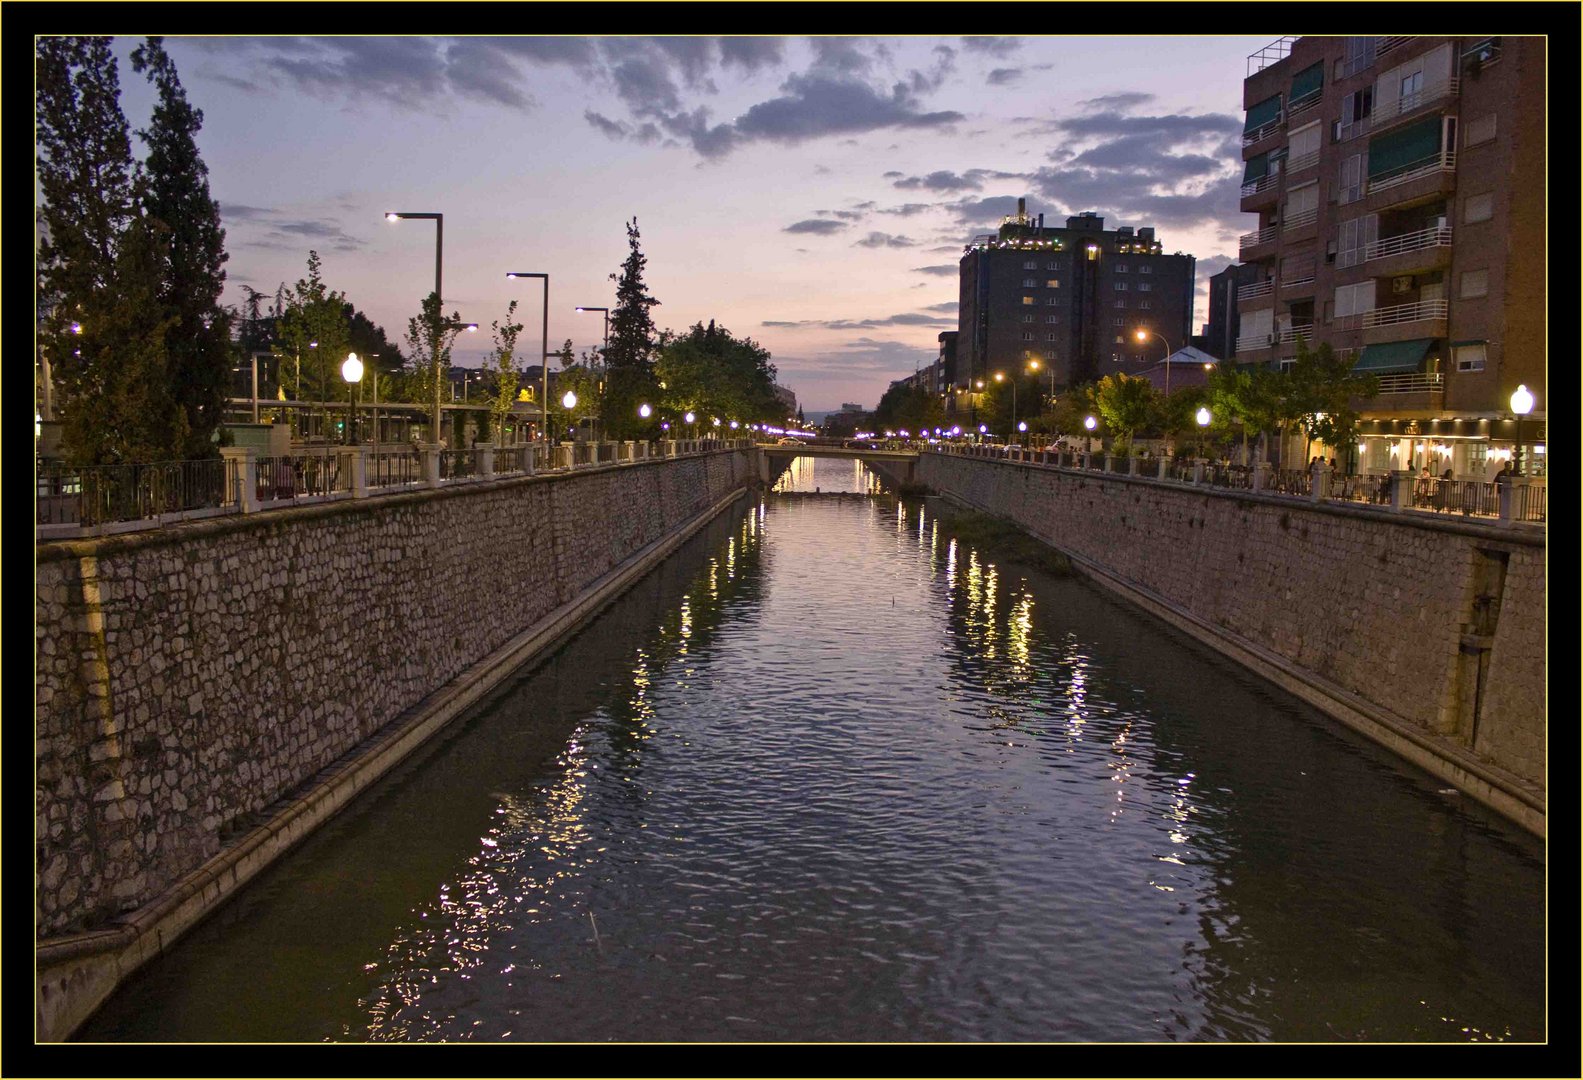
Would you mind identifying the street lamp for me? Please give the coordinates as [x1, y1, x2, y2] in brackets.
[1136, 326, 1173, 450]
[1196, 405, 1212, 460]
[993, 370, 1020, 438]
[574, 306, 610, 364]
[341, 352, 363, 445]
[386, 211, 450, 442]
[1084, 414, 1097, 454]
[561, 389, 578, 442]
[1510, 384, 1534, 474]
[507, 272, 550, 444]
[639, 402, 652, 418]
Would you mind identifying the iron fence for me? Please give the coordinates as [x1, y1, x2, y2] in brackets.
[36, 458, 235, 527]
[494, 446, 528, 475]
[440, 449, 477, 480]
[257, 452, 342, 502]
[369, 450, 422, 489]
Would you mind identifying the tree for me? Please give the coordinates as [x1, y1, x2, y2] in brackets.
[550, 338, 601, 440]
[1288, 340, 1379, 468]
[402, 291, 470, 443]
[272, 251, 351, 439]
[488, 300, 523, 443]
[872, 381, 944, 435]
[655, 320, 781, 428]
[130, 37, 231, 459]
[602, 218, 661, 438]
[1093, 373, 1158, 453]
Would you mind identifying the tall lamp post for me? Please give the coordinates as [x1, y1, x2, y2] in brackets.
[1136, 327, 1172, 449]
[1510, 384, 1534, 475]
[507, 273, 550, 443]
[341, 352, 363, 444]
[993, 371, 1016, 438]
[575, 306, 610, 442]
[1195, 405, 1212, 460]
[385, 211, 448, 442]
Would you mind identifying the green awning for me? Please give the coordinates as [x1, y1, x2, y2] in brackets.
[1290, 62, 1324, 103]
[1243, 152, 1270, 183]
[1368, 117, 1443, 180]
[1244, 94, 1282, 133]
[1353, 338, 1434, 374]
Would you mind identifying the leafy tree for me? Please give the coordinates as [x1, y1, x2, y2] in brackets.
[1285, 340, 1379, 468]
[345, 304, 403, 376]
[549, 338, 601, 439]
[36, 37, 183, 464]
[401, 290, 469, 443]
[602, 218, 661, 438]
[488, 299, 523, 443]
[1093, 372, 1158, 453]
[872, 381, 945, 434]
[655, 320, 781, 428]
[273, 251, 351, 439]
[1043, 383, 1099, 442]
[130, 37, 231, 459]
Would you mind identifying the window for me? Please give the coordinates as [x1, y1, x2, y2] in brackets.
[1044, 350, 1056, 359]
[1113, 317, 1125, 326]
[1023, 278, 1038, 287]
[1023, 261, 1037, 270]
[1114, 282, 1129, 291]
[1022, 314, 1035, 323]
[1339, 152, 1366, 204]
[1464, 192, 1494, 223]
[1139, 300, 1152, 309]
[1284, 180, 1319, 223]
[1138, 282, 1152, 292]
[1047, 297, 1060, 306]
[1021, 296, 1035, 305]
[1400, 70, 1423, 101]
[1334, 280, 1376, 319]
[1139, 265, 1152, 274]
[1022, 332, 1034, 341]
[1115, 264, 1128, 274]
[1046, 333, 1058, 342]
[1337, 86, 1374, 141]
[1454, 343, 1486, 372]
[1047, 261, 1060, 270]
[1046, 315, 1059, 324]
[1045, 279, 1060, 288]
[1289, 121, 1323, 163]
[1336, 214, 1377, 268]
[1460, 269, 1489, 298]
[1114, 337, 1125, 346]
[1114, 299, 1127, 309]
[1464, 114, 1497, 147]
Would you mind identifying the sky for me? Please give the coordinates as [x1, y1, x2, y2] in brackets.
[97, 34, 1275, 412]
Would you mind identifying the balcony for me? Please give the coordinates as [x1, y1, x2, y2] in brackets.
[1239, 171, 1281, 204]
[1235, 332, 1275, 355]
[1362, 224, 1454, 277]
[1277, 323, 1316, 344]
[1363, 298, 1448, 328]
[1373, 371, 1443, 394]
[1242, 116, 1285, 148]
[1247, 36, 1295, 77]
[1285, 149, 1320, 175]
[1372, 78, 1460, 134]
[1286, 92, 1323, 124]
[1365, 150, 1456, 211]
[1376, 36, 1414, 60]
[1282, 206, 1319, 232]
[1239, 224, 1279, 255]
[1237, 279, 1275, 302]
[1365, 224, 1452, 262]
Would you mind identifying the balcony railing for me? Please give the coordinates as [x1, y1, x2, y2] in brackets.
[1376, 36, 1413, 59]
[1247, 36, 1295, 76]
[1366, 150, 1456, 196]
[1364, 224, 1452, 262]
[1285, 149, 1320, 174]
[1287, 92, 1323, 123]
[1235, 332, 1274, 353]
[1282, 206, 1319, 231]
[1336, 115, 1372, 144]
[1242, 116, 1285, 147]
[1237, 279, 1275, 302]
[1280, 268, 1317, 288]
[1240, 172, 1281, 198]
[1373, 371, 1444, 394]
[1362, 298, 1448, 327]
[1374, 79, 1461, 130]
[1239, 224, 1279, 250]
[1277, 324, 1315, 344]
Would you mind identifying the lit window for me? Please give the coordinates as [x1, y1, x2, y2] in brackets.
[1022, 296, 1035, 305]
[1453, 343, 1486, 372]
[1460, 269, 1489, 298]
[1046, 279, 1060, 288]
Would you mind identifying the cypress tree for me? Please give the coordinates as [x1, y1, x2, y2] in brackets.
[602, 218, 661, 439]
[131, 37, 232, 459]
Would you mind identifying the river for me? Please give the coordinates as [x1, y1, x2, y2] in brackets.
[79, 455, 1545, 1043]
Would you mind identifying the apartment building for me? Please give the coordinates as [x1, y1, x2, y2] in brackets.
[1238, 35, 1545, 478]
[956, 200, 1196, 399]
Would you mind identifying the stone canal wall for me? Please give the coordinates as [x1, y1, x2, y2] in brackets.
[917, 452, 1545, 832]
[35, 449, 753, 941]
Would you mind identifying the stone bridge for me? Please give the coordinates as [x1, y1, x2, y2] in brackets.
[755, 443, 920, 489]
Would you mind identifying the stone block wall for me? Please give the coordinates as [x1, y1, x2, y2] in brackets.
[918, 453, 1545, 791]
[35, 450, 751, 937]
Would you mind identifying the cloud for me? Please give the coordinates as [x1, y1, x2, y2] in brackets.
[986, 68, 1023, 86]
[762, 312, 954, 330]
[816, 209, 868, 221]
[1196, 254, 1237, 280]
[1078, 91, 1156, 111]
[961, 37, 1021, 58]
[784, 219, 850, 235]
[719, 37, 785, 72]
[853, 231, 917, 248]
[921, 301, 958, 313]
[890, 167, 1025, 193]
[911, 264, 959, 276]
[878, 202, 938, 217]
[221, 203, 366, 253]
[725, 72, 963, 150]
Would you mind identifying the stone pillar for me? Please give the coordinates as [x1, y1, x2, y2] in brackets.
[475, 442, 495, 479]
[1191, 458, 1206, 484]
[1389, 469, 1414, 511]
[1311, 462, 1331, 501]
[219, 447, 259, 513]
[1252, 461, 1272, 492]
[336, 445, 369, 497]
[623, 440, 636, 462]
[1128, 455, 1141, 476]
[421, 445, 442, 488]
[524, 443, 537, 475]
[1498, 477, 1529, 523]
[1157, 456, 1170, 481]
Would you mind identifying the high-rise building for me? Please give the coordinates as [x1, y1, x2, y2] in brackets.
[1204, 262, 1265, 360]
[955, 200, 1196, 397]
[1238, 35, 1545, 477]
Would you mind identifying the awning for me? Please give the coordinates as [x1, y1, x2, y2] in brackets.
[1368, 116, 1443, 180]
[1243, 152, 1269, 183]
[1244, 94, 1282, 133]
[1353, 338, 1434, 374]
[1290, 61, 1324, 103]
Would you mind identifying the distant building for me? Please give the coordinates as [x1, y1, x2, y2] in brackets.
[773, 383, 798, 418]
[1204, 263, 1264, 360]
[956, 200, 1196, 398]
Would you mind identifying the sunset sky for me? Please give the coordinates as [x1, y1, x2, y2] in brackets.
[100, 34, 1275, 411]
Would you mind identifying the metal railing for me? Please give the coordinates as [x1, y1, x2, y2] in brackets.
[257, 452, 342, 503]
[1237, 279, 1275, 302]
[369, 450, 422, 489]
[1364, 224, 1452, 262]
[1374, 372, 1444, 395]
[37, 458, 236, 527]
[1239, 224, 1279, 249]
[1282, 206, 1319, 231]
[493, 445, 530, 475]
[1206, 464, 1254, 490]
[1284, 149, 1320, 174]
[1376, 36, 1413, 59]
[1247, 36, 1294, 76]
[1286, 92, 1323, 123]
[1235, 332, 1274, 354]
[1277, 324, 1315, 344]
[1374, 79, 1459, 129]
[440, 449, 478, 480]
[1240, 172, 1281, 198]
[1365, 150, 1456, 196]
[1362, 298, 1448, 328]
[1242, 117, 1285, 147]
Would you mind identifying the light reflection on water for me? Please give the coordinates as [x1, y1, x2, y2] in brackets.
[79, 461, 1545, 1044]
